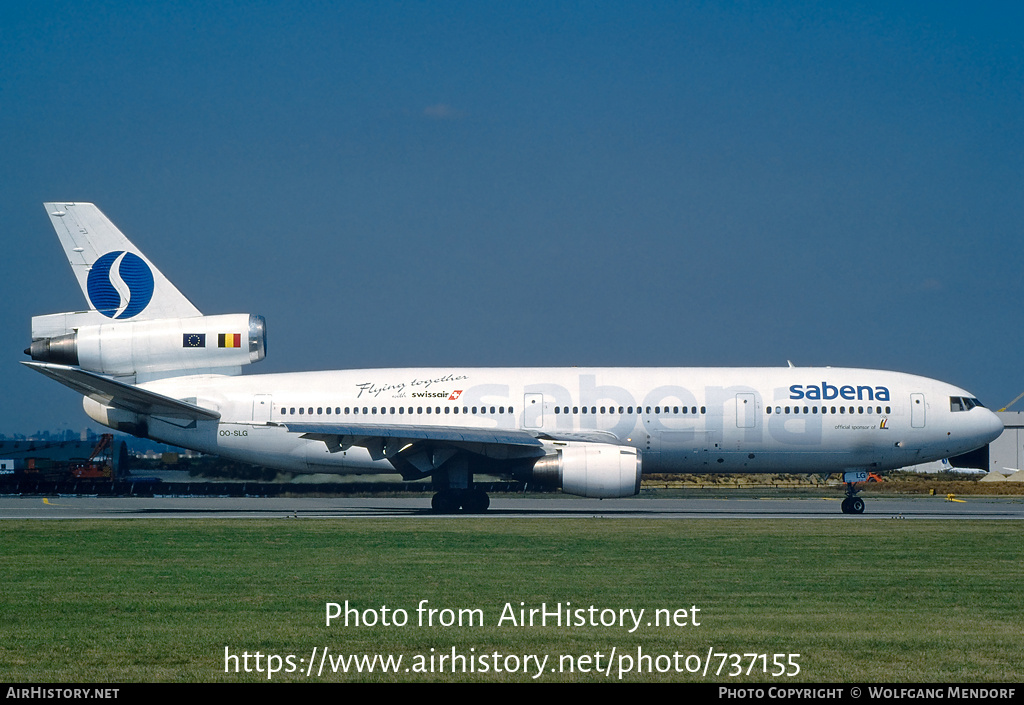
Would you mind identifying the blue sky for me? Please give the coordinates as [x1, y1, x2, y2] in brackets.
[2, 1, 1022, 435]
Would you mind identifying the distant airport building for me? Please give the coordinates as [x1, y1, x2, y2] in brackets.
[988, 412, 1024, 475]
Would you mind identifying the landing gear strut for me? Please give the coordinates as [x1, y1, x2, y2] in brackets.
[841, 483, 865, 514]
[430, 457, 490, 513]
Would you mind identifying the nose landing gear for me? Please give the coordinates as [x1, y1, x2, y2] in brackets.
[841, 483, 865, 514]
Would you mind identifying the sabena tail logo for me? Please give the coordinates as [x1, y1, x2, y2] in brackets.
[86, 251, 154, 319]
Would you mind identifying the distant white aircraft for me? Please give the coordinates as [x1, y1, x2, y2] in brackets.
[898, 458, 987, 475]
[24, 203, 1004, 513]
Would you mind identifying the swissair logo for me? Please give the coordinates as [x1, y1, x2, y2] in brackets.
[448, 390, 463, 401]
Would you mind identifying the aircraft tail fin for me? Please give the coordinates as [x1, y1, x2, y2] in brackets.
[30, 203, 265, 381]
[43, 202, 201, 322]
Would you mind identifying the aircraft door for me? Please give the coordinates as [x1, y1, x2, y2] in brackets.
[252, 394, 273, 424]
[524, 393, 544, 429]
[911, 393, 926, 428]
[736, 393, 756, 428]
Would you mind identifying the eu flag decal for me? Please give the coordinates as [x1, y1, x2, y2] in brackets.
[183, 333, 206, 348]
[218, 333, 241, 348]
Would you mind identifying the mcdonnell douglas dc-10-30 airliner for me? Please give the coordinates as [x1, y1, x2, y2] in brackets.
[24, 203, 1003, 513]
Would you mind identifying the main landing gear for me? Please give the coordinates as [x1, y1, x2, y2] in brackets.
[841, 483, 865, 514]
[428, 455, 491, 513]
[431, 488, 490, 514]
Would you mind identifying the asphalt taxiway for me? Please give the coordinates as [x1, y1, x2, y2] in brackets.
[2, 495, 1023, 519]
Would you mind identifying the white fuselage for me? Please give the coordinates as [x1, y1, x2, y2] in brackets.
[99, 366, 1003, 476]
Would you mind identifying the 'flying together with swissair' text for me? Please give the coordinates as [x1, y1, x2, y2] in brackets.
[25, 203, 1003, 513]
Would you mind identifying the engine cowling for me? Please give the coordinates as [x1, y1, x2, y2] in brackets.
[28, 313, 266, 377]
[529, 442, 642, 498]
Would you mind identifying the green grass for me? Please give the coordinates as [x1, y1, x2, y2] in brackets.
[1, 520, 1022, 682]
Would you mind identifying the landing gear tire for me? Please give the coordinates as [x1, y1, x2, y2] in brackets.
[461, 489, 490, 514]
[841, 492, 865, 514]
[431, 490, 460, 513]
[430, 489, 490, 514]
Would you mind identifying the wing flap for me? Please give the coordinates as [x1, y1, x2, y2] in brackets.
[284, 421, 546, 460]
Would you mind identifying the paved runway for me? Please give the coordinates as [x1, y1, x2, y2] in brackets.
[2, 494, 1023, 519]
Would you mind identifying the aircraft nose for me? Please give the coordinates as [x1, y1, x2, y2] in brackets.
[982, 409, 1004, 443]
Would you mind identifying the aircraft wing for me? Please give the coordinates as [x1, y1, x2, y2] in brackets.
[284, 422, 547, 480]
[284, 421, 545, 459]
[536, 429, 624, 444]
[22, 362, 221, 420]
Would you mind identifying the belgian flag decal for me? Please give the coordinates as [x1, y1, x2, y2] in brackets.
[219, 333, 242, 348]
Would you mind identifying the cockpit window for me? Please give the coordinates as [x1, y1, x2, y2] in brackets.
[950, 396, 986, 411]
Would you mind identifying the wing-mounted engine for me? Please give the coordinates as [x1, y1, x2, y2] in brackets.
[27, 312, 266, 379]
[528, 442, 642, 498]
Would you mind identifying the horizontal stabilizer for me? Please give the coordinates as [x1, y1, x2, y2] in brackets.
[22, 362, 220, 420]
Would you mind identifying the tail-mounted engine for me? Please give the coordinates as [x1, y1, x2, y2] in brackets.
[528, 442, 642, 498]
[27, 313, 266, 378]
